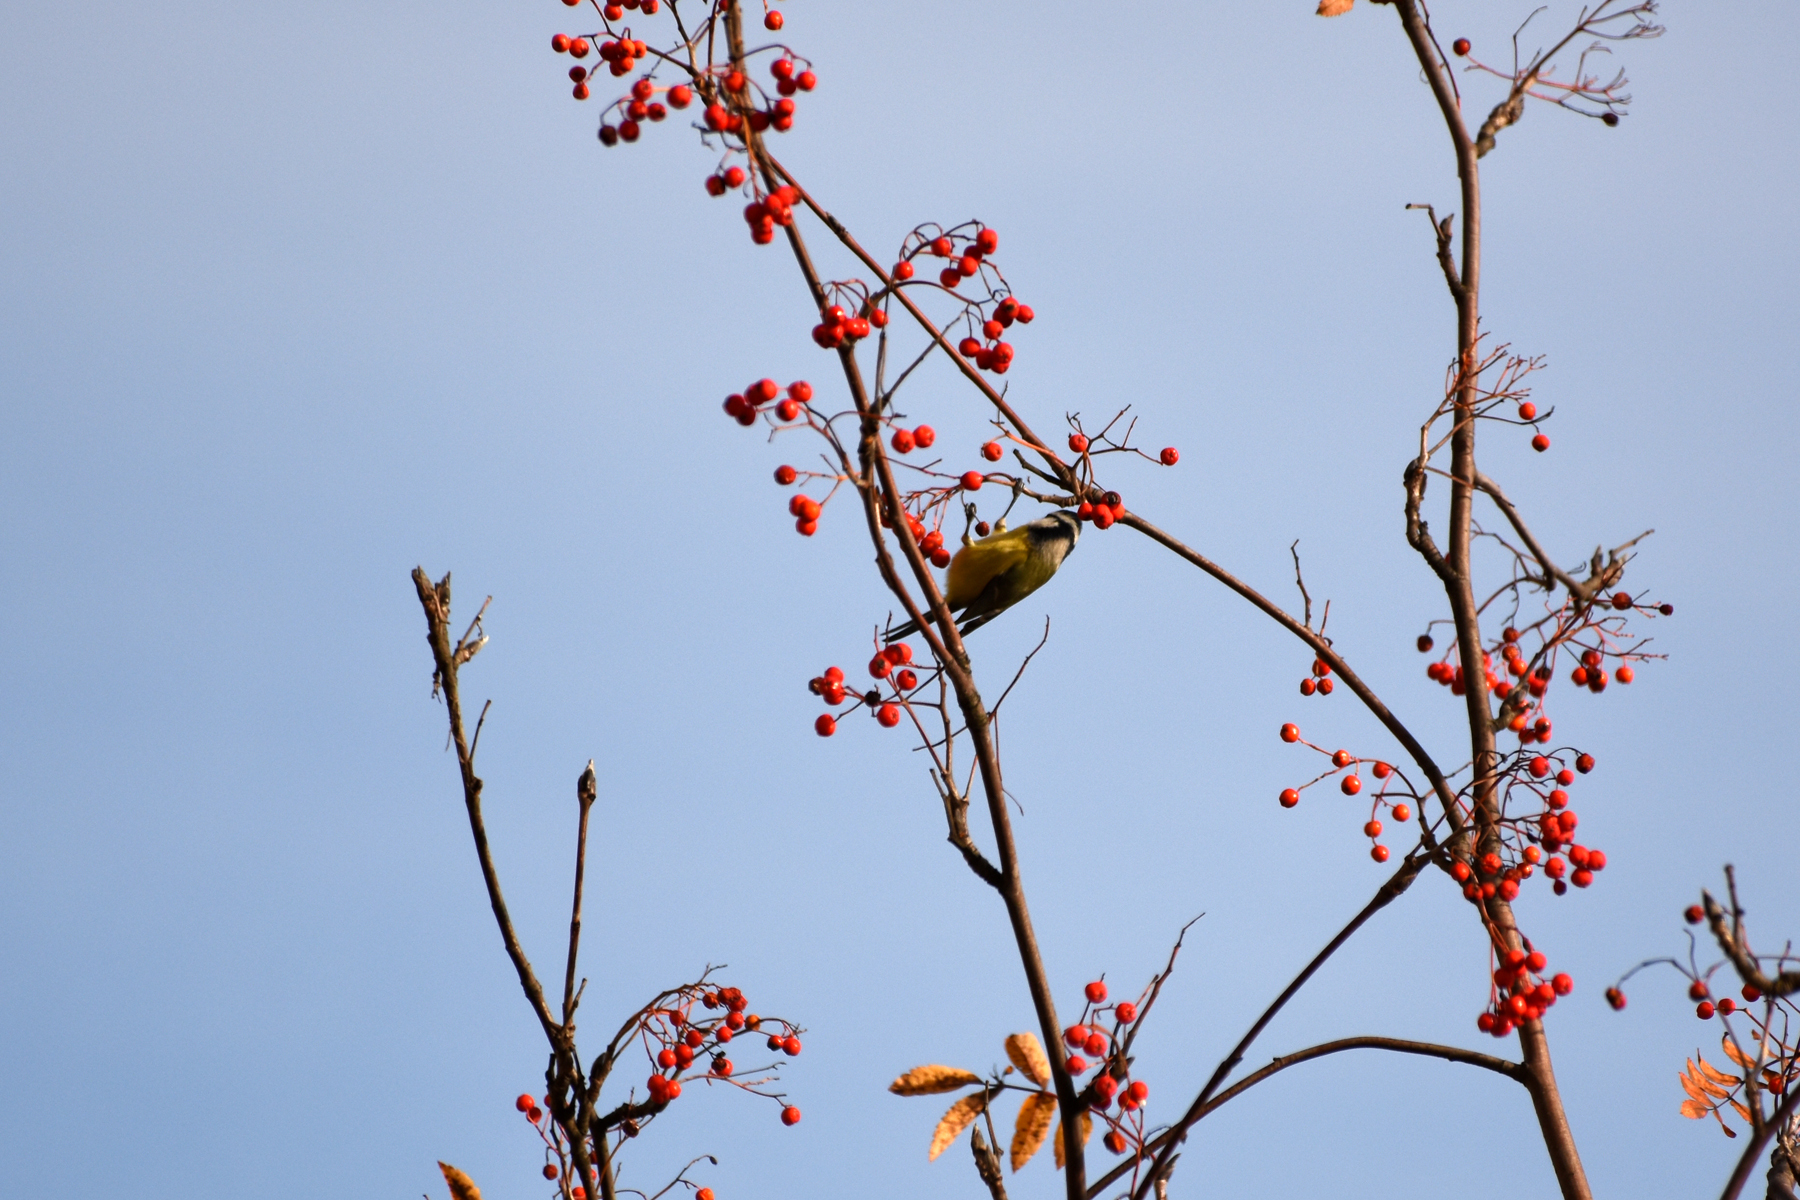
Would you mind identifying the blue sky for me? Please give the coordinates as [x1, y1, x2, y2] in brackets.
[3, 2, 1796, 1197]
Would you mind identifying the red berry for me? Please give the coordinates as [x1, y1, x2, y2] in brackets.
[1452, 37, 1471, 56]
[1697, 1001, 1716, 1020]
[516, 1093, 535, 1112]
[764, 10, 783, 29]
[1531, 433, 1550, 452]
[960, 471, 984, 491]
[552, 33, 572, 52]
[569, 37, 590, 57]
[891, 428, 916, 454]
[1744, 984, 1763, 1002]
[1279, 788, 1299, 808]
[1392, 803, 1411, 821]
[913, 425, 936, 448]
[781, 1105, 802, 1126]
[976, 229, 999, 254]
[1575, 753, 1595, 773]
[782, 1035, 802, 1055]
[1127, 1080, 1149, 1102]
[1279, 722, 1300, 743]
[930, 547, 951, 568]
[1085, 980, 1108, 1004]
[1083, 1031, 1106, 1056]
[1064, 1024, 1088, 1047]
[544, 1164, 560, 1180]
[1330, 749, 1353, 768]
[1370, 845, 1390, 863]
[1684, 904, 1704, 924]
[1341, 775, 1362, 796]
[1104, 1130, 1127, 1154]
[668, 84, 692, 108]
[696, 1190, 714, 1200]
[1605, 987, 1626, 1010]
[796, 70, 816, 90]
[1068, 433, 1090, 454]
[980, 441, 1003, 462]
[1528, 756, 1551, 778]
[893, 260, 914, 280]
[528, 1105, 543, 1121]
[1363, 820, 1382, 837]
[895, 669, 917, 689]
[1066, 1054, 1089, 1074]
[1159, 447, 1179, 466]
[1552, 973, 1573, 995]
[814, 714, 835, 737]
[1115, 1001, 1137, 1023]
[1616, 664, 1634, 683]
[877, 703, 901, 727]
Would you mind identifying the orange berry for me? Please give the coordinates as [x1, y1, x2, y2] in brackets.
[1160, 447, 1179, 466]
[1085, 980, 1108, 1003]
[876, 703, 901, 727]
[814, 715, 835, 737]
[980, 441, 1003, 461]
[1392, 803, 1411, 822]
[1068, 433, 1089, 453]
[1279, 788, 1299, 808]
[1279, 723, 1299, 742]
[1341, 775, 1362, 795]
[780, 1105, 802, 1126]
[914, 425, 936, 448]
[960, 471, 984, 491]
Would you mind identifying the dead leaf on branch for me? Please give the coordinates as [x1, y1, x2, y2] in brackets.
[1010, 1092, 1057, 1172]
[929, 1092, 988, 1162]
[1053, 1112, 1093, 1170]
[1317, 0, 1354, 16]
[1680, 1098, 1710, 1120]
[1721, 1034, 1758, 1071]
[438, 1162, 482, 1200]
[1004, 1032, 1051, 1087]
[1696, 1057, 1742, 1090]
[890, 1065, 983, 1096]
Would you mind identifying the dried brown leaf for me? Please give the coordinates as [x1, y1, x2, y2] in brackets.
[1316, 0, 1354, 15]
[1053, 1112, 1093, 1170]
[438, 1163, 482, 1200]
[1721, 1036, 1757, 1071]
[1680, 1098, 1710, 1119]
[1010, 1092, 1057, 1172]
[1005, 1032, 1051, 1087]
[929, 1092, 988, 1162]
[1697, 1058, 1742, 1089]
[890, 1065, 984, 1096]
[1730, 1098, 1755, 1122]
[1683, 1059, 1732, 1100]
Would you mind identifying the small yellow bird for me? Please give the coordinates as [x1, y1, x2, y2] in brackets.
[887, 510, 1082, 640]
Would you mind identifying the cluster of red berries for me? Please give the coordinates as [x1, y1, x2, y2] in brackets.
[1274, 724, 1411, 863]
[639, 986, 802, 1125]
[811, 297, 884, 348]
[1515, 400, 1553, 452]
[724, 377, 811, 427]
[566, 0, 660, 21]
[696, 57, 813, 152]
[1298, 656, 1335, 698]
[1060, 980, 1153, 1154]
[1075, 491, 1127, 530]
[810, 642, 922, 736]
[1474, 943, 1574, 1038]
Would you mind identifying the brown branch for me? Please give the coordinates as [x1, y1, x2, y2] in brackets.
[1720, 1083, 1800, 1200]
[970, 1126, 1010, 1200]
[564, 761, 598, 1027]
[410, 568, 563, 1049]
[1120, 514, 1463, 843]
[1093, 1033, 1521, 1197]
[729, 19, 1089, 1199]
[1704, 877, 1800, 999]
[1120, 854, 1428, 1200]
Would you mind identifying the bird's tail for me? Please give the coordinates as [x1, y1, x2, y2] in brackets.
[885, 610, 989, 644]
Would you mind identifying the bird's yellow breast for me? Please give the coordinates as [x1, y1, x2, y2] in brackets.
[944, 529, 1030, 609]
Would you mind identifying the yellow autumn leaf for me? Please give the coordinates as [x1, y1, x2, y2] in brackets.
[1010, 1092, 1058, 1172]
[438, 1162, 482, 1200]
[890, 1065, 984, 1096]
[1721, 1035, 1758, 1071]
[1679, 1098, 1710, 1119]
[1004, 1032, 1051, 1087]
[1317, 0, 1354, 15]
[1053, 1112, 1093, 1170]
[929, 1092, 988, 1161]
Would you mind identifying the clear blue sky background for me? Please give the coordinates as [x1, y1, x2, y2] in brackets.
[4, 2, 1796, 1197]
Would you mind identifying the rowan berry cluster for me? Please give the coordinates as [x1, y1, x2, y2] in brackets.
[1297, 656, 1335, 698]
[808, 641, 930, 737]
[1061, 979, 1156, 1156]
[635, 985, 803, 1119]
[1273, 723, 1607, 1034]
